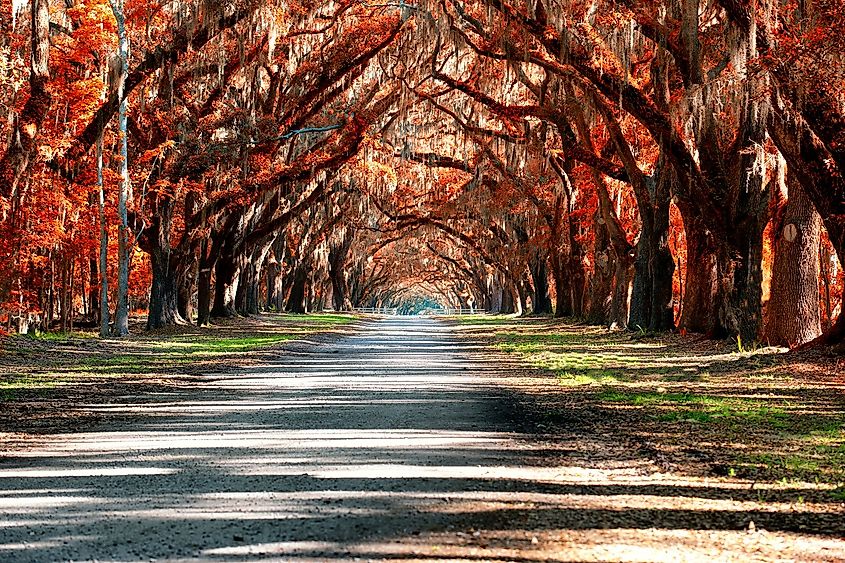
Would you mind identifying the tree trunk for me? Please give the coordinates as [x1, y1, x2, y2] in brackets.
[177, 251, 197, 324]
[567, 241, 587, 317]
[211, 249, 240, 318]
[330, 271, 349, 311]
[265, 235, 285, 311]
[679, 211, 719, 334]
[236, 264, 262, 316]
[60, 258, 69, 332]
[766, 175, 822, 347]
[499, 279, 515, 314]
[586, 216, 613, 324]
[266, 261, 284, 312]
[96, 134, 111, 337]
[628, 170, 675, 332]
[0, 0, 51, 200]
[515, 278, 528, 316]
[147, 246, 183, 330]
[88, 256, 99, 323]
[610, 253, 635, 328]
[767, 83, 845, 348]
[529, 254, 552, 314]
[329, 231, 354, 312]
[111, 0, 131, 337]
[196, 243, 213, 327]
[139, 193, 187, 330]
[550, 253, 571, 318]
[820, 241, 835, 331]
[286, 265, 308, 314]
[236, 241, 272, 316]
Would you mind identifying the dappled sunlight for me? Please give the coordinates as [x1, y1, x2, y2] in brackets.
[1, 318, 843, 561]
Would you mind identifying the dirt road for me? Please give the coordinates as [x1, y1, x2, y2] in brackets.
[1, 318, 843, 562]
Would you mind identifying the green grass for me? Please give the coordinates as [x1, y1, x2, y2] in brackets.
[0, 373, 62, 390]
[1, 313, 358, 399]
[451, 314, 519, 325]
[290, 313, 358, 325]
[802, 420, 844, 438]
[156, 334, 302, 355]
[498, 331, 600, 352]
[75, 332, 316, 374]
[497, 330, 639, 385]
[557, 369, 624, 386]
[740, 445, 845, 482]
[0, 373, 65, 401]
[22, 331, 96, 342]
[598, 391, 790, 427]
[598, 391, 740, 407]
[487, 317, 845, 488]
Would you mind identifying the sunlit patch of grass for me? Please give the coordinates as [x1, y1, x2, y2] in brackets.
[0, 373, 62, 390]
[558, 370, 622, 386]
[1, 361, 139, 397]
[1, 315, 356, 409]
[450, 314, 519, 325]
[158, 334, 302, 355]
[739, 445, 845, 483]
[495, 329, 650, 385]
[599, 390, 721, 406]
[663, 372, 704, 382]
[498, 331, 606, 352]
[0, 373, 64, 401]
[289, 313, 358, 325]
[657, 406, 789, 426]
[598, 390, 791, 427]
[73, 334, 308, 375]
[76, 354, 192, 375]
[801, 422, 844, 443]
[504, 346, 636, 379]
[23, 331, 97, 342]
[747, 371, 794, 381]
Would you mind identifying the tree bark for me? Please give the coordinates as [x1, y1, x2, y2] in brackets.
[142, 198, 187, 330]
[551, 252, 571, 318]
[610, 252, 635, 328]
[499, 279, 515, 314]
[211, 249, 241, 318]
[529, 253, 552, 314]
[628, 165, 675, 332]
[0, 0, 51, 199]
[196, 239, 213, 326]
[586, 216, 613, 324]
[286, 265, 308, 314]
[767, 87, 845, 348]
[567, 247, 587, 318]
[96, 135, 111, 337]
[515, 278, 528, 316]
[110, 0, 131, 337]
[678, 210, 718, 333]
[146, 247, 183, 330]
[176, 244, 198, 324]
[328, 229, 354, 311]
[765, 174, 822, 347]
[236, 241, 272, 316]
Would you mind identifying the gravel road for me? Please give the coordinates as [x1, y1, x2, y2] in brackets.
[0, 317, 539, 561]
[2, 317, 844, 562]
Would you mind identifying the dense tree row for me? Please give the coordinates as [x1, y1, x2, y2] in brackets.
[1, 0, 843, 348]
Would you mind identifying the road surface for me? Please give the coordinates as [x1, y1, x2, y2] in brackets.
[1, 317, 843, 562]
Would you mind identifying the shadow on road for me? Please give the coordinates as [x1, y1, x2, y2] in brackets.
[1, 318, 842, 562]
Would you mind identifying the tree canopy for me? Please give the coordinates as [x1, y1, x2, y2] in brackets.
[1, 0, 843, 348]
